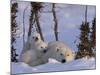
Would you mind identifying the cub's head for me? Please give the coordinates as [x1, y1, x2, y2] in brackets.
[36, 42, 48, 54]
[29, 33, 42, 43]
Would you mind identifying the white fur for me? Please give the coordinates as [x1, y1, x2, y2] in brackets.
[42, 41, 75, 63]
[20, 50, 46, 66]
[20, 33, 48, 66]
[20, 33, 46, 53]
[20, 34, 74, 66]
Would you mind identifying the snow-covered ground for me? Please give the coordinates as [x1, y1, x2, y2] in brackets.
[11, 57, 96, 74]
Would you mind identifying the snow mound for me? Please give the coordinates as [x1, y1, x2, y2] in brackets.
[48, 58, 61, 64]
[11, 58, 96, 74]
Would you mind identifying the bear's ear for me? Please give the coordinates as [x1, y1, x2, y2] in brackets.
[41, 46, 43, 49]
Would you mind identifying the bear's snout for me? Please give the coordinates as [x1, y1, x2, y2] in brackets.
[43, 49, 47, 53]
[61, 59, 66, 63]
[34, 37, 39, 41]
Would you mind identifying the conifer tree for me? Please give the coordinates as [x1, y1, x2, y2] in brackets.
[90, 17, 96, 57]
[11, 2, 18, 62]
[75, 22, 91, 59]
[75, 6, 94, 59]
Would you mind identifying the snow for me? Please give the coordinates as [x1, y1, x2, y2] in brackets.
[11, 57, 96, 74]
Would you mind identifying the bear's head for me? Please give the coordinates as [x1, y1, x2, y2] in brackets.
[52, 46, 67, 63]
[28, 32, 42, 44]
[43, 41, 68, 63]
[43, 41, 74, 63]
[35, 42, 48, 54]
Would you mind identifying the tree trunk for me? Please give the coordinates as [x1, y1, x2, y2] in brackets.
[28, 8, 34, 37]
[52, 3, 58, 41]
[11, 3, 18, 62]
[34, 11, 44, 41]
[23, 6, 28, 48]
[85, 5, 87, 24]
[28, 19, 33, 37]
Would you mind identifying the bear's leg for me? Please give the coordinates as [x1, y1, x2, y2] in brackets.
[28, 58, 45, 67]
[20, 50, 38, 64]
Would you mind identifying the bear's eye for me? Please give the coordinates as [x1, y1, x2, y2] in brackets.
[41, 46, 43, 48]
[60, 53, 63, 56]
[32, 37, 34, 39]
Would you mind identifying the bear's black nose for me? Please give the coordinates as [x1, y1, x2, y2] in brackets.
[43, 49, 47, 53]
[61, 59, 66, 63]
[34, 37, 38, 41]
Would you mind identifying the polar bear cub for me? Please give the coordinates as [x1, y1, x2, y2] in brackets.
[20, 42, 47, 66]
[24, 32, 42, 50]
[20, 33, 48, 66]
[21, 32, 46, 54]
[42, 41, 75, 63]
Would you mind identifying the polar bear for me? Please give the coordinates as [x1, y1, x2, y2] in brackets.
[21, 32, 47, 54]
[21, 40, 74, 66]
[19, 33, 48, 66]
[20, 41, 48, 66]
[42, 41, 75, 63]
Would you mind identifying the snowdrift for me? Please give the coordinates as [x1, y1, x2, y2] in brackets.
[11, 57, 96, 74]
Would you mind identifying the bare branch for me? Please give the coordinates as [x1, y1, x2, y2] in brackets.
[34, 12, 44, 41]
[23, 5, 29, 48]
[52, 3, 59, 41]
[85, 5, 87, 24]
